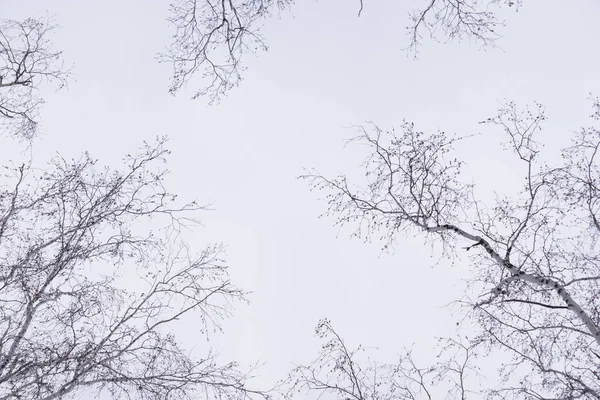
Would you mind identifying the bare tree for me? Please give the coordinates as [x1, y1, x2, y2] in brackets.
[301, 98, 600, 398]
[407, 0, 520, 55]
[284, 319, 483, 400]
[0, 137, 267, 400]
[158, 0, 293, 103]
[160, 0, 520, 102]
[0, 16, 69, 140]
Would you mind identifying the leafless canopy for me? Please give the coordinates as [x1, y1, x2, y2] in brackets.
[302, 98, 600, 398]
[407, 0, 521, 55]
[0, 138, 266, 400]
[285, 319, 484, 400]
[160, 0, 520, 102]
[0, 17, 69, 140]
[159, 0, 294, 103]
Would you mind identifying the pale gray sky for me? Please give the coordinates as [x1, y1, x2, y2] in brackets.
[3, 0, 600, 396]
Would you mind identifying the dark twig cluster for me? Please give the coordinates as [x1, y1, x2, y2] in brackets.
[159, 0, 293, 103]
[284, 319, 483, 400]
[160, 0, 520, 101]
[0, 137, 268, 400]
[303, 99, 600, 398]
[0, 17, 70, 140]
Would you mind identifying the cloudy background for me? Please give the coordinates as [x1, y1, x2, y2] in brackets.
[3, 0, 600, 395]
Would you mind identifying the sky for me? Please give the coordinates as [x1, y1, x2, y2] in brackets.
[3, 0, 600, 397]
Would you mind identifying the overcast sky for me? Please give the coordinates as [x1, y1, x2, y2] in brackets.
[3, 0, 600, 397]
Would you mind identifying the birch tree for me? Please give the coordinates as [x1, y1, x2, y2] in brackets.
[3, 1, 522, 106]
[286, 319, 483, 400]
[301, 98, 600, 398]
[160, 0, 521, 102]
[0, 138, 266, 400]
[0, 17, 69, 140]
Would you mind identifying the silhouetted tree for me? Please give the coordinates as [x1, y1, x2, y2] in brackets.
[285, 319, 483, 399]
[0, 17, 69, 140]
[302, 98, 600, 398]
[0, 138, 267, 400]
[160, 0, 521, 102]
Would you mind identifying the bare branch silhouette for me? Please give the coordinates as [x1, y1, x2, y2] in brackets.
[284, 319, 483, 400]
[160, 0, 520, 101]
[0, 16, 70, 140]
[0, 137, 268, 400]
[302, 98, 600, 398]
